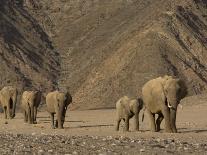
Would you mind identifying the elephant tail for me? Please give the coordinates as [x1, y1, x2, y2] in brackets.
[141, 106, 146, 122]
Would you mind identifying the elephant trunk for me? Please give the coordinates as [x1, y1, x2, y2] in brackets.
[31, 105, 34, 124]
[11, 93, 17, 118]
[170, 107, 177, 133]
[8, 98, 15, 119]
[61, 107, 67, 126]
[11, 101, 16, 118]
[57, 105, 64, 129]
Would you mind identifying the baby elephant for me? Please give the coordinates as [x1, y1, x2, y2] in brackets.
[46, 91, 72, 129]
[21, 91, 42, 124]
[115, 96, 143, 131]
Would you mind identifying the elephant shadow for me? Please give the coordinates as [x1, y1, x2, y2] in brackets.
[64, 124, 114, 129]
[178, 128, 207, 133]
[38, 119, 85, 124]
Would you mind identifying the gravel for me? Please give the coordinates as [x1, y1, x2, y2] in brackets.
[0, 133, 206, 154]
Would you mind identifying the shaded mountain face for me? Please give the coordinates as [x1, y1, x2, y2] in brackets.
[0, 1, 60, 93]
[1, 0, 206, 109]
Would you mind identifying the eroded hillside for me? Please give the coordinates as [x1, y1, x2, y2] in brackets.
[1, 0, 207, 109]
[0, 1, 60, 92]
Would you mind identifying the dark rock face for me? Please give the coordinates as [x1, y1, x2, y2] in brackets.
[0, 1, 60, 92]
[0, 0, 207, 109]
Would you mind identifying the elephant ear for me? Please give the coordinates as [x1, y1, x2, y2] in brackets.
[160, 82, 167, 105]
[65, 92, 72, 105]
[137, 98, 144, 109]
[177, 79, 188, 101]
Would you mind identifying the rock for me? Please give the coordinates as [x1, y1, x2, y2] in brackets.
[140, 148, 145, 152]
[72, 151, 78, 155]
[107, 136, 113, 140]
[38, 150, 44, 155]
[32, 132, 36, 136]
[48, 150, 53, 153]
[98, 153, 107, 155]
[131, 140, 135, 143]
[156, 138, 161, 143]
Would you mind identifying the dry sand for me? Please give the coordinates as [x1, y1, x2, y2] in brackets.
[0, 103, 206, 154]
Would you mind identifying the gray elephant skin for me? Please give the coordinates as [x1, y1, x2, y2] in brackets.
[21, 91, 42, 124]
[142, 75, 187, 133]
[115, 96, 143, 131]
[46, 91, 72, 129]
[0, 86, 17, 119]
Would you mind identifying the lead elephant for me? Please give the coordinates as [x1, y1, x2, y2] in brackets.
[142, 75, 187, 133]
[0, 86, 17, 119]
[46, 91, 72, 129]
[115, 96, 143, 131]
[21, 91, 42, 124]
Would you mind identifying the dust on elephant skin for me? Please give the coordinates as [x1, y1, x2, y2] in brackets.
[46, 91, 72, 129]
[115, 96, 143, 131]
[0, 86, 17, 119]
[21, 91, 42, 124]
[142, 75, 187, 133]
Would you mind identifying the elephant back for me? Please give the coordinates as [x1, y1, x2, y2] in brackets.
[0, 86, 17, 98]
[0, 86, 17, 103]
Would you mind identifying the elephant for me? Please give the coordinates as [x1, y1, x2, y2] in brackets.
[142, 75, 187, 133]
[0, 86, 17, 119]
[46, 90, 72, 129]
[21, 90, 42, 124]
[115, 96, 143, 131]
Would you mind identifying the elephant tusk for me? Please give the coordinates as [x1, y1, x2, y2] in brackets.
[167, 103, 173, 109]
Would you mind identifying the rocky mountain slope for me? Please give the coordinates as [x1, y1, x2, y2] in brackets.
[0, 0, 206, 109]
[0, 0, 60, 93]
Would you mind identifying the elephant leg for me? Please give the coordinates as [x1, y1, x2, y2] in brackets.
[115, 119, 121, 131]
[56, 104, 64, 129]
[55, 120, 58, 128]
[24, 110, 28, 123]
[30, 106, 35, 124]
[54, 104, 63, 129]
[134, 113, 139, 131]
[124, 116, 130, 131]
[28, 107, 32, 124]
[33, 107, 37, 124]
[162, 106, 172, 133]
[61, 108, 66, 126]
[11, 96, 16, 118]
[3, 107, 7, 119]
[50, 113, 55, 129]
[9, 98, 15, 118]
[57, 111, 63, 129]
[156, 113, 164, 132]
[7, 102, 12, 119]
[147, 109, 156, 132]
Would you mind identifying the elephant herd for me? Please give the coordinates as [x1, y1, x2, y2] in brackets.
[0, 75, 186, 133]
[0, 87, 72, 129]
[115, 75, 187, 133]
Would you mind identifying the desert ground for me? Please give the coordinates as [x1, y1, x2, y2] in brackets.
[0, 102, 206, 155]
[0, 1, 206, 154]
